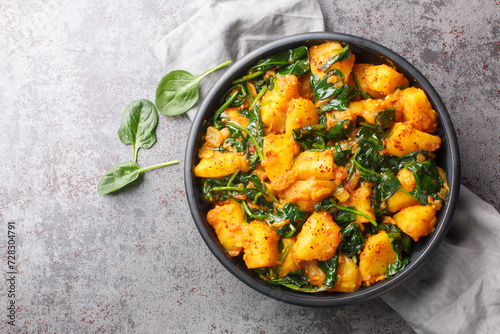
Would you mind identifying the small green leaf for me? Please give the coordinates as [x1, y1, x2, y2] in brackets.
[98, 160, 179, 195]
[117, 99, 158, 162]
[97, 161, 142, 195]
[155, 60, 232, 116]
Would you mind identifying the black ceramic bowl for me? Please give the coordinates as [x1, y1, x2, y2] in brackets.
[185, 32, 460, 307]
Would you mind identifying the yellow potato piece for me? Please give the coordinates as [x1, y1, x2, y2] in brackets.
[207, 201, 246, 257]
[262, 133, 300, 182]
[387, 168, 419, 213]
[304, 260, 326, 287]
[325, 110, 357, 130]
[352, 63, 385, 99]
[365, 64, 409, 95]
[329, 253, 362, 293]
[285, 98, 319, 135]
[242, 220, 280, 269]
[392, 205, 437, 241]
[385, 122, 441, 157]
[194, 151, 249, 178]
[292, 150, 336, 181]
[260, 75, 300, 134]
[347, 97, 397, 125]
[359, 231, 397, 286]
[395, 87, 438, 133]
[310, 41, 356, 80]
[293, 211, 341, 262]
[281, 179, 336, 212]
[223, 107, 249, 128]
[340, 182, 375, 224]
[278, 238, 304, 277]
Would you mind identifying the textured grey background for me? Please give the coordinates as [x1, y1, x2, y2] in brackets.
[0, 0, 498, 333]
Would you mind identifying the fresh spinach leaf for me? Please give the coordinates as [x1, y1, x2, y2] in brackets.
[98, 160, 179, 195]
[117, 99, 158, 163]
[155, 60, 232, 116]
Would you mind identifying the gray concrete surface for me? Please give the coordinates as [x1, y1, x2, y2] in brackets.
[0, 0, 498, 333]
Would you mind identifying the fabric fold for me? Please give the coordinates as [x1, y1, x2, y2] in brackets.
[147, 0, 324, 119]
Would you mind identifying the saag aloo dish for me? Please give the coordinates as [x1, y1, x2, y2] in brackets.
[194, 41, 448, 293]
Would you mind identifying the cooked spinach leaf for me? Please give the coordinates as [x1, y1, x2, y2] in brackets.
[339, 223, 365, 258]
[320, 44, 351, 72]
[317, 254, 339, 288]
[314, 197, 377, 226]
[334, 143, 351, 166]
[292, 119, 353, 151]
[250, 46, 309, 73]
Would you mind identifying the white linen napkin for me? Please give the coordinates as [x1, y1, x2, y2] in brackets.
[147, 1, 500, 332]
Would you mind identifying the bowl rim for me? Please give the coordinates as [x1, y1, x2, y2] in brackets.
[185, 32, 461, 307]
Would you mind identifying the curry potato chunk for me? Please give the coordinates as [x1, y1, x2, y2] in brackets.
[285, 98, 319, 135]
[340, 182, 375, 224]
[304, 260, 326, 286]
[364, 64, 409, 96]
[242, 220, 281, 269]
[293, 211, 341, 262]
[359, 231, 397, 286]
[387, 168, 420, 213]
[310, 41, 355, 80]
[278, 238, 303, 277]
[282, 178, 336, 212]
[223, 107, 250, 128]
[394, 87, 438, 133]
[385, 122, 441, 157]
[292, 150, 337, 181]
[392, 205, 437, 241]
[207, 201, 247, 257]
[260, 74, 300, 134]
[347, 97, 397, 125]
[262, 133, 300, 182]
[329, 253, 362, 293]
[194, 151, 250, 178]
[352, 63, 385, 99]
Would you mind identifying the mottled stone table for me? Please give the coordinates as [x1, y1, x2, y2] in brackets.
[1, 0, 498, 333]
